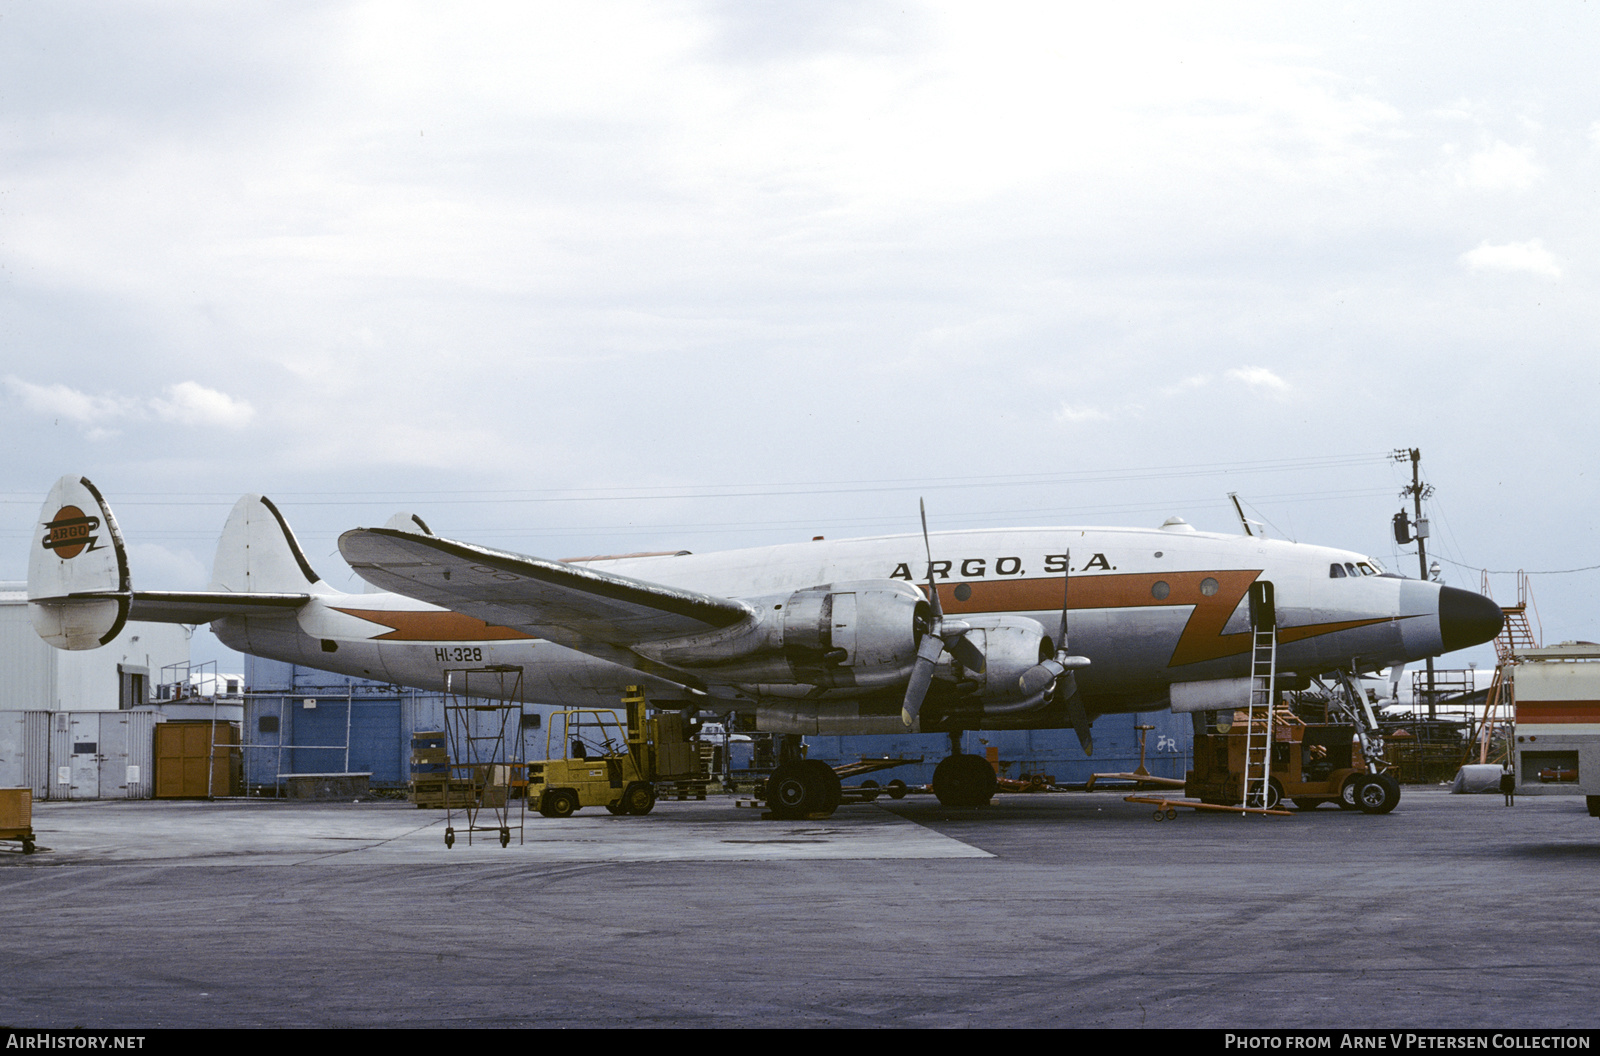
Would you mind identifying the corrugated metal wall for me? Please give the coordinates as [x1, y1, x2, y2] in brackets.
[0, 710, 157, 799]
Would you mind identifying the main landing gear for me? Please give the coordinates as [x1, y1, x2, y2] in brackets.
[765, 759, 842, 819]
[931, 732, 997, 808]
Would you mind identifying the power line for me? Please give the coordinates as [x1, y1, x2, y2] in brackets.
[1437, 556, 1600, 577]
[0, 452, 1392, 507]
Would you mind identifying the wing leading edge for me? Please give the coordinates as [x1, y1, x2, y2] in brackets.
[338, 527, 753, 650]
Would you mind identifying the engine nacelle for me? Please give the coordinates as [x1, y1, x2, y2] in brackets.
[636, 579, 927, 691]
[950, 615, 1052, 703]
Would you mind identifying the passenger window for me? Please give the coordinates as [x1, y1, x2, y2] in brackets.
[1330, 564, 1346, 578]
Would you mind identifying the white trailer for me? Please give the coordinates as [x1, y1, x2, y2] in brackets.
[1510, 644, 1600, 817]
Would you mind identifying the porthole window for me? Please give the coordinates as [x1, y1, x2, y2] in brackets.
[1200, 577, 1218, 596]
[1151, 581, 1170, 600]
[953, 583, 972, 602]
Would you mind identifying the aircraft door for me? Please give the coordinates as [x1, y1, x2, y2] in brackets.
[1248, 581, 1275, 632]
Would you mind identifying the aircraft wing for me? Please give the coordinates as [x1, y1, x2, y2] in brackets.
[338, 528, 753, 648]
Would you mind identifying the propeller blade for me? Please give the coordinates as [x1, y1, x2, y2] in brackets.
[919, 498, 944, 621]
[945, 630, 985, 673]
[900, 633, 947, 727]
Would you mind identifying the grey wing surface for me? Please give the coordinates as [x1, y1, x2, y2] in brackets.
[338, 528, 753, 649]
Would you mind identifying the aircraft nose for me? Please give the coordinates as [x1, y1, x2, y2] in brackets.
[1439, 586, 1504, 653]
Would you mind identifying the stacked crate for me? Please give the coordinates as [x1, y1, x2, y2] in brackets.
[409, 731, 477, 809]
[0, 788, 34, 854]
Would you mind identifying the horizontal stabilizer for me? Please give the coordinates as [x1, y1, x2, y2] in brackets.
[130, 591, 310, 623]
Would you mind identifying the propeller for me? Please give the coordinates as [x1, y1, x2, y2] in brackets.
[1014, 550, 1094, 753]
[1016, 549, 1092, 697]
[901, 500, 985, 729]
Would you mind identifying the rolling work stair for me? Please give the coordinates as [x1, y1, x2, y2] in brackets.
[1475, 571, 1542, 763]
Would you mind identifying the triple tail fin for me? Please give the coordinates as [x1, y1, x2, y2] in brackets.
[28, 475, 132, 649]
[210, 495, 338, 595]
[29, 479, 327, 651]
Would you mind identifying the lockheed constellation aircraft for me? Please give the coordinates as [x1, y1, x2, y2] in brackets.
[28, 475, 1502, 816]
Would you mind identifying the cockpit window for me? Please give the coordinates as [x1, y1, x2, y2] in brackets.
[1345, 563, 1358, 577]
[1330, 563, 1347, 578]
[1356, 562, 1376, 576]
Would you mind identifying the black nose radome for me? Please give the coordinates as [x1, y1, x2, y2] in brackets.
[1439, 586, 1504, 653]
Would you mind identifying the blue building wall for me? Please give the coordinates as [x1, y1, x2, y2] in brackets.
[241, 656, 566, 789]
[803, 710, 1194, 787]
[242, 657, 1193, 789]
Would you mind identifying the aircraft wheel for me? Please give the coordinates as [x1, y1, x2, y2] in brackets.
[801, 760, 841, 814]
[444, 827, 455, 849]
[541, 789, 578, 818]
[1338, 774, 1364, 810]
[1357, 773, 1401, 815]
[933, 754, 997, 807]
[622, 781, 656, 816]
[766, 763, 815, 818]
[887, 779, 908, 800]
[767, 761, 840, 818]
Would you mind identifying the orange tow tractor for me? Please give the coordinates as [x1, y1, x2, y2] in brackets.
[1185, 719, 1400, 814]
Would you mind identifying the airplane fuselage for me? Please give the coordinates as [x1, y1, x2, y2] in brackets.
[211, 523, 1475, 734]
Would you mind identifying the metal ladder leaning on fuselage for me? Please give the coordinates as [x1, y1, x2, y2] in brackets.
[1240, 606, 1277, 811]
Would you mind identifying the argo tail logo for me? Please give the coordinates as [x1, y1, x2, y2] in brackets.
[41, 506, 102, 559]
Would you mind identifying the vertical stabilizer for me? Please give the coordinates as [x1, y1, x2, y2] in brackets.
[28, 475, 131, 649]
[382, 512, 434, 535]
[210, 495, 336, 594]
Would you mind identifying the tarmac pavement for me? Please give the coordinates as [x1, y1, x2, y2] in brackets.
[1, 787, 1596, 1029]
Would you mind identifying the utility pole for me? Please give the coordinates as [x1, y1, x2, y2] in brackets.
[1393, 448, 1436, 717]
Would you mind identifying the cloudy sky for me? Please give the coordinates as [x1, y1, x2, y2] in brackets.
[3, 1, 1596, 673]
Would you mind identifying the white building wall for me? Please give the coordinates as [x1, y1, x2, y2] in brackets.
[1, 586, 55, 711]
[1, 583, 191, 711]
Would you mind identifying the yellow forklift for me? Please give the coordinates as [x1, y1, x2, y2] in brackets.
[528, 686, 699, 818]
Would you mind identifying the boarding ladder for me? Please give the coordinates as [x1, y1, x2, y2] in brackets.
[1241, 585, 1278, 811]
